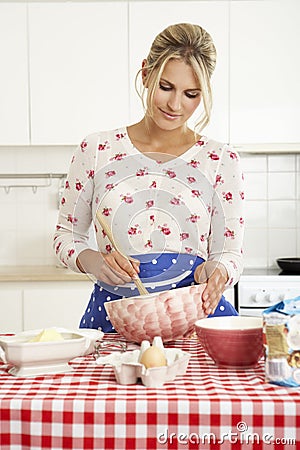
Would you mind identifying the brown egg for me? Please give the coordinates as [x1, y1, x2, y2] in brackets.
[140, 345, 167, 369]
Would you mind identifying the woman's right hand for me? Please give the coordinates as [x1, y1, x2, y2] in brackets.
[76, 249, 140, 285]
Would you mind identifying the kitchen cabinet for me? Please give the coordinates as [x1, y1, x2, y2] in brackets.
[0, 3, 29, 145]
[28, 2, 129, 145]
[0, 288, 23, 333]
[0, 280, 93, 333]
[230, 0, 300, 144]
[128, 1, 230, 143]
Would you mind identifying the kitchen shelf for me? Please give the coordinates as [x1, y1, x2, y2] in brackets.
[0, 173, 66, 193]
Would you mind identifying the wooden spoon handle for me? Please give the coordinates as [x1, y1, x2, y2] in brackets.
[96, 211, 149, 296]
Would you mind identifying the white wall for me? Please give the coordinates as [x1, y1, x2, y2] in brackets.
[241, 153, 300, 268]
[0, 147, 299, 269]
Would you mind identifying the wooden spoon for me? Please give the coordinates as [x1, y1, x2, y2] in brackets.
[96, 211, 149, 296]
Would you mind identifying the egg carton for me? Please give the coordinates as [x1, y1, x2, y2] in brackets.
[95, 337, 190, 388]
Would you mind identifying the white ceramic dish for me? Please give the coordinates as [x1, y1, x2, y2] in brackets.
[0, 327, 103, 377]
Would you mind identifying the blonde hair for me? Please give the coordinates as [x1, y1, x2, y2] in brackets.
[136, 23, 217, 132]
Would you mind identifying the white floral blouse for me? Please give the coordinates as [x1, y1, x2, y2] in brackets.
[54, 127, 245, 286]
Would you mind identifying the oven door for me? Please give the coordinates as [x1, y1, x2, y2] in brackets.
[239, 306, 266, 317]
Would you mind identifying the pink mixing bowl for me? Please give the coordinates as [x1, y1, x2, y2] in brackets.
[104, 284, 207, 343]
[195, 316, 264, 369]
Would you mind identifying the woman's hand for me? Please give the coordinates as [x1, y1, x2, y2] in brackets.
[76, 249, 140, 285]
[194, 261, 228, 315]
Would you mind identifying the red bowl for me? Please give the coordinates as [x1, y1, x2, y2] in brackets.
[195, 316, 264, 369]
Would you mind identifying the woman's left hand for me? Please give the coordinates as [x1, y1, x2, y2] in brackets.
[194, 261, 228, 315]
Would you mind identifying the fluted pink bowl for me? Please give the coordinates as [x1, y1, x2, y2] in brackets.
[104, 284, 207, 343]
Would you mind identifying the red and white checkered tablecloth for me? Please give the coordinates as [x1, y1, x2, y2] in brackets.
[0, 334, 299, 450]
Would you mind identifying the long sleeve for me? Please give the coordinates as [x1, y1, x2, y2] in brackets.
[208, 144, 245, 286]
[53, 134, 97, 272]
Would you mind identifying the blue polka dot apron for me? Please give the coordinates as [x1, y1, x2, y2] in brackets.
[79, 253, 238, 333]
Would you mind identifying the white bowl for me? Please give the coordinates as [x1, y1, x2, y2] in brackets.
[0, 328, 102, 377]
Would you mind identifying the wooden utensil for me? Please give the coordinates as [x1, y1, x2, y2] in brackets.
[96, 211, 149, 296]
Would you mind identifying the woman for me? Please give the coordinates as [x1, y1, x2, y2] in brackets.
[54, 23, 245, 332]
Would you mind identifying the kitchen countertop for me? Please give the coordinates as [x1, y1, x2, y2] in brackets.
[0, 265, 91, 282]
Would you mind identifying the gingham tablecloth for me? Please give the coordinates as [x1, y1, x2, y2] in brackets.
[0, 335, 299, 450]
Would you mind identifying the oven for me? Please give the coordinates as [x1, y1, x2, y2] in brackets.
[235, 268, 300, 316]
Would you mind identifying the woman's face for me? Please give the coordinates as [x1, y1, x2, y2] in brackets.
[149, 59, 201, 131]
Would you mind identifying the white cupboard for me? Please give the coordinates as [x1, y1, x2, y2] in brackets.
[0, 288, 23, 333]
[0, 281, 92, 333]
[28, 2, 129, 144]
[1, 1, 300, 147]
[0, 3, 29, 145]
[230, 0, 300, 144]
[128, 0, 230, 143]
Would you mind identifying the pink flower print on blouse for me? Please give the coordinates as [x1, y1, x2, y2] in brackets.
[68, 249, 75, 258]
[230, 259, 238, 270]
[65, 180, 70, 189]
[240, 191, 245, 200]
[187, 176, 196, 184]
[239, 217, 244, 226]
[105, 170, 116, 178]
[145, 240, 153, 249]
[207, 151, 219, 161]
[71, 155, 75, 164]
[105, 183, 114, 191]
[224, 227, 235, 239]
[55, 241, 62, 254]
[188, 159, 201, 168]
[222, 191, 233, 203]
[80, 140, 88, 151]
[185, 247, 193, 254]
[86, 169, 95, 179]
[106, 244, 113, 253]
[136, 168, 148, 177]
[196, 140, 205, 147]
[149, 181, 157, 188]
[214, 174, 224, 188]
[98, 141, 109, 151]
[121, 194, 133, 204]
[227, 149, 238, 160]
[110, 153, 127, 161]
[115, 132, 126, 140]
[164, 169, 176, 179]
[170, 197, 181, 205]
[150, 215, 155, 225]
[191, 189, 201, 198]
[61, 197, 66, 205]
[75, 180, 83, 191]
[180, 232, 189, 241]
[200, 234, 206, 242]
[146, 200, 154, 209]
[67, 214, 78, 224]
[102, 207, 112, 217]
[128, 225, 141, 236]
[159, 224, 171, 235]
[187, 214, 200, 223]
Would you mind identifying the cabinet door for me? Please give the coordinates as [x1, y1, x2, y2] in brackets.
[129, 1, 230, 143]
[230, 0, 300, 144]
[29, 2, 129, 145]
[0, 3, 29, 145]
[23, 282, 92, 330]
[0, 289, 23, 333]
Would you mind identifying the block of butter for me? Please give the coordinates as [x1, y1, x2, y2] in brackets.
[29, 328, 64, 343]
